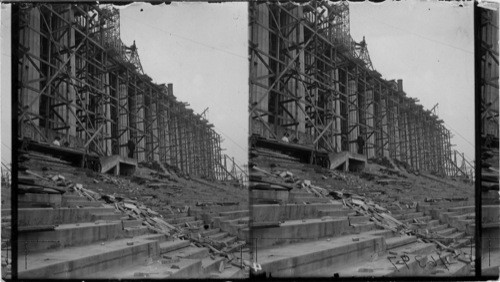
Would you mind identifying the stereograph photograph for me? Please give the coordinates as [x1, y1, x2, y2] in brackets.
[0, 0, 498, 280]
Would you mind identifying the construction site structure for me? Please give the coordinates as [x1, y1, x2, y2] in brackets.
[478, 2, 499, 276]
[480, 5, 499, 138]
[249, 1, 472, 178]
[16, 3, 242, 181]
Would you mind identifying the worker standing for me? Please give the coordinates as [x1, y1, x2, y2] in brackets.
[356, 135, 365, 154]
[52, 136, 61, 146]
[127, 139, 136, 158]
[281, 133, 290, 143]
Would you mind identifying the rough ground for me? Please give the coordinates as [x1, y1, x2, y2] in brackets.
[251, 148, 474, 207]
[249, 148, 476, 277]
[21, 154, 248, 215]
[6, 151, 250, 279]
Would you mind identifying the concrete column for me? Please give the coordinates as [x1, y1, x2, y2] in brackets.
[381, 98, 389, 158]
[118, 84, 129, 157]
[20, 9, 41, 127]
[151, 96, 160, 161]
[53, 7, 76, 139]
[290, 7, 306, 134]
[103, 73, 112, 155]
[250, 4, 269, 131]
[136, 89, 146, 162]
[393, 105, 400, 160]
[333, 69, 342, 152]
[365, 89, 375, 158]
[348, 80, 358, 153]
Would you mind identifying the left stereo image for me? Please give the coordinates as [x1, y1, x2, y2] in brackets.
[4, 2, 250, 279]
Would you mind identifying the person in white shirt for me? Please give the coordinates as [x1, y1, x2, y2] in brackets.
[52, 137, 61, 146]
[281, 133, 289, 143]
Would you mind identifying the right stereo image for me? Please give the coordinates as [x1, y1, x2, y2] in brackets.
[248, 0, 498, 278]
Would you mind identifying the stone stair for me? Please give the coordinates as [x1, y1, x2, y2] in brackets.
[1, 209, 12, 279]
[208, 210, 249, 249]
[16, 193, 247, 279]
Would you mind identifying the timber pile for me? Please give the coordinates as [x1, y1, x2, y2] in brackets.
[67, 182, 248, 271]
[114, 200, 180, 236]
[18, 171, 73, 195]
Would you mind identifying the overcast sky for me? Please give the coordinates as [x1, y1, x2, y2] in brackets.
[350, 1, 475, 163]
[119, 2, 248, 169]
[0, 1, 479, 170]
[1, 5, 11, 166]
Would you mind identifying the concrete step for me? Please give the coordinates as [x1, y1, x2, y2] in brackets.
[164, 246, 209, 260]
[289, 191, 312, 198]
[439, 211, 460, 223]
[350, 222, 376, 234]
[448, 213, 475, 231]
[389, 241, 436, 255]
[17, 221, 126, 253]
[348, 216, 370, 224]
[338, 245, 468, 277]
[234, 223, 247, 229]
[251, 217, 350, 248]
[387, 208, 415, 215]
[437, 227, 457, 236]
[291, 197, 331, 204]
[402, 216, 432, 224]
[89, 258, 203, 279]
[216, 236, 237, 245]
[1, 209, 11, 217]
[255, 229, 392, 277]
[121, 219, 143, 229]
[162, 212, 188, 219]
[159, 239, 191, 254]
[18, 207, 117, 227]
[19, 193, 62, 208]
[318, 208, 350, 218]
[61, 195, 87, 202]
[451, 237, 472, 248]
[174, 220, 203, 228]
[444, 231, 465, 240]
[466, 223, 475, 236]
[165, 216, 196, 225]
[426, 219, 440, 227]
[429, 224, 448, 232]
[64, 200, 104, 208]
[221, 217, 249, 225]
[393, 211, 423, 220]
[17, 233, 165, 278]
[482, 205, 500, 224]
[252, 203, 343, 223]
[385, 236, 417, 250]
[207, 265, 246, 278]
[447, 205, 475, 214]
[208, 232, 229, 241]
[199, 228, 221, 237]
[90, 212, 124, 221]
[124, 225, 150, 237]
[219, 217, 249, 234]
[201, 256, 225, 275]
[415, 215, 433, 222]
[454, 219, 475, 232]
[219, 210, 249, 219]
